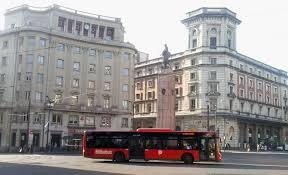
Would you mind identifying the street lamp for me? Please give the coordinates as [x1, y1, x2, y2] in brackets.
[45, 96, 54, 152]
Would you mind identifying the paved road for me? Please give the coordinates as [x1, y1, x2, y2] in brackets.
[0, 152, 288, 175]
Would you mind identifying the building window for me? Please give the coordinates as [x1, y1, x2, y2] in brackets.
[56, 76, 64, 87]
[56, 43, 65, 51]
[104, 82, 111, 91]
[229, 100, 233, 111]
[18, 55, 22, 64]
[250, 104, 254, 113]
[0, 91, 4, 102]
[104, 51, 113, 59]
[249, 68, 253, 73]
[103, 98, 110, 108]
[239, 77, 244, 85]
[210, 58, 217, 65]
[85, 116, 95, 126]
[249, 79, 253, 88]
[25, 91, 31, 100]
[239, 64, 244, 71]
[229, 60, 233, 66]
[89, 49, 96, 56]
[240, 89, 244, 97]
[240, 102, 244, 112]
[1, 57, 7, 66]
[54, 94, 62, 104]
[230, 73, 233, 81]
[259, 106, 262, 115]
[274, 87, 278, 93]
[52, 114, 62, 125]
[209, 71, 217, 80]
[191, 58, 196, 66]
[26, 54, 33, 64]
[73, 62, 80, 71]
[122, 53, 129, 61]
[88, 97, 94, 107]
[56, 59, 64, 69]
[72, 79, 79, 88]
[68, 115, 78, 125]
[106, 27, 114, 40]
[135, 82, 141, 90]
[148, 80, 154, 88]
[266, 74, 270, 79]
[190, 85, 196, 93]
[121, 118, 129, 128]
[275, 109, 278, 117]
[122, 100, 128, 110]
[35, 92, 43, 102]
[88, 81, 95, 89]
[250, 92, 254, 100]
[175, 75, 182, 84]
[190, 99, 196, 111]
[258, 94, 262, 102]
[192, 39, 197, 48]
[2, 41, 8, 48]
[267, 108, 270, 116]
[228, 39, 231, 48]
[71, 95, 79, 104]
[72, 46, 81, 54]
[89, 64, 96, 72]
[38, 56, 44, 65]
[99, 26, 105, 39]
[266, 96, 270, 103]
[266, 84, 271, 92]
[175, 100, 179, 111]
[147, 103, 152, 113]
[75, 21, 82, 35]
[0, 74, 6, 82]
[0, 112, 3, 123]
[190, 72, 196, 80]
[100, 116, 111, 127]
[210, 37, 217, 49]
[258, 82, 262, 90]
[17, 73, 21, 81]
[104, 66, 111, 75]
[274, 98, 278, 105]
[83, 23, 90, 36]
[174, 62, 180, 70]
[26, 72, 32, 81]
[58, 17, 66, 31]
[229, 86, 234, 94]
[122, 84, 128, 92]
[258, 71, 262, 76]
[27, 36, 35, 46]
[209, 83, 218, 92]
[148, 68, 153, 75]
[122, 68, 129, 76]
[37, 73, 44, 83]
[39, 38, 46, 47]
[67, 19, 74, 33]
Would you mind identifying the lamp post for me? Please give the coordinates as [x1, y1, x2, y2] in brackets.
[46, 96, 54, 152]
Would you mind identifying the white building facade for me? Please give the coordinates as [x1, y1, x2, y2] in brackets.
[0, 5, 136, 152]
[134, 8, 288, 149]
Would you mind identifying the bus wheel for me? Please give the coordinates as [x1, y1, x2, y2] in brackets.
[114, 152, 125, 162]
[182, 154, 194, 164]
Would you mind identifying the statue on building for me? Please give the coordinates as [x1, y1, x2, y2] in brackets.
[161, 44, 171, 69]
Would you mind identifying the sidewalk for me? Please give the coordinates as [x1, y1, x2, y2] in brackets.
[221, 149, 288, 155]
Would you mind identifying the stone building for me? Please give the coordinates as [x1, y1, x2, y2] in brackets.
[0, 4, 136, 151]
[133, 7, 288, 149]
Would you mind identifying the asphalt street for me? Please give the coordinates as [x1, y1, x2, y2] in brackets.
[0, 152, 288, 175]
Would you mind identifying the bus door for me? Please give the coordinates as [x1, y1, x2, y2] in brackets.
[129, 135, 145, 159]
[199, 137, 216, 161]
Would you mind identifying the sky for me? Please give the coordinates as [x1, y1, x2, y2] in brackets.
[1, 0, 288, 70]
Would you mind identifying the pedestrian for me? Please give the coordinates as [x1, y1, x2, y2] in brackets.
[247, 144, 250, 152]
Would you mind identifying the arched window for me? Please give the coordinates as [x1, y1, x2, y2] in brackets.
[227, 30, 232, 48]
[192, 29, 197, 36]
[210, 28, 217, 49]
[228, 126, 235, 140]
[191, 28, 198, 48]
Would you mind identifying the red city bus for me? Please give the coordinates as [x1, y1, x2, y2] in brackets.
[83, 128, 221, 164]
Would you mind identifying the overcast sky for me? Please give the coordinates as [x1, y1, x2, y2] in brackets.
[1, 0, 287, 71]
